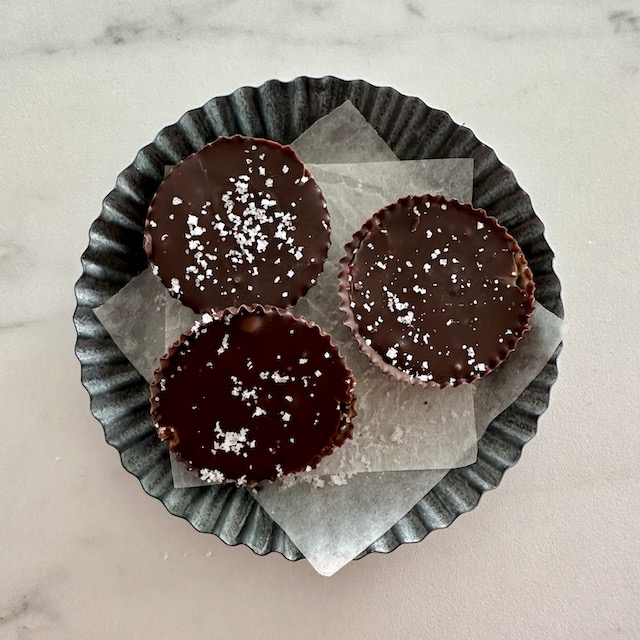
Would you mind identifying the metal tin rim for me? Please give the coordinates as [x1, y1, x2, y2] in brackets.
[73, 76, 563, 562]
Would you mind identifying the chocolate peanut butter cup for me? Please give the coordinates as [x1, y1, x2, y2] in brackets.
[339, 194, 535, 387]
[150, 305, 356, 485]
[145, 136, 330, 313]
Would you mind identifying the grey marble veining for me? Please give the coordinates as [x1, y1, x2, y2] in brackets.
[2, 0, 638, 63]
[0, 588, 58, 637]
[609, 9, 640, 33]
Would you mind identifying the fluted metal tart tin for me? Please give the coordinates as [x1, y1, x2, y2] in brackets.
[73, 76, 563, 561]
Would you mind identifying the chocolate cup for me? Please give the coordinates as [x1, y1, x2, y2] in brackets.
[144, 135, 330, 313]
[150, 304, 356, 486]
[338, 194, 535, 388]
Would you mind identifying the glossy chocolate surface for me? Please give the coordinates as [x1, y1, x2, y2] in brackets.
[145, 136, 330, 312]
[342, 195, 534, 386]
[150, 306, 355, 484]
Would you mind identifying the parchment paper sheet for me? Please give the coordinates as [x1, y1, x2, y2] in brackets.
[94, 102, 564, 575]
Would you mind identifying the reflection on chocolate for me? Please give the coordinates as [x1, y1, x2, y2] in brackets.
[145, 136, 330, 313]
[339, 194, 535, 387]
[150, 305, 356, 485]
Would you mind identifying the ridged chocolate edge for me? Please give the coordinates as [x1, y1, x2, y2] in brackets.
[149, 303, 356, 486]
[338, 194, 536, 388]
[144, 135, 331, 313]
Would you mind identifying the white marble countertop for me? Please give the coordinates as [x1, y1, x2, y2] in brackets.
[1, 0, 639, 637]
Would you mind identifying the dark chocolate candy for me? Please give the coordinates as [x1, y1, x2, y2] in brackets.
[150, 305, 355, 485]
[339, 194, 535, 387]
[144, 136, 330, 313]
